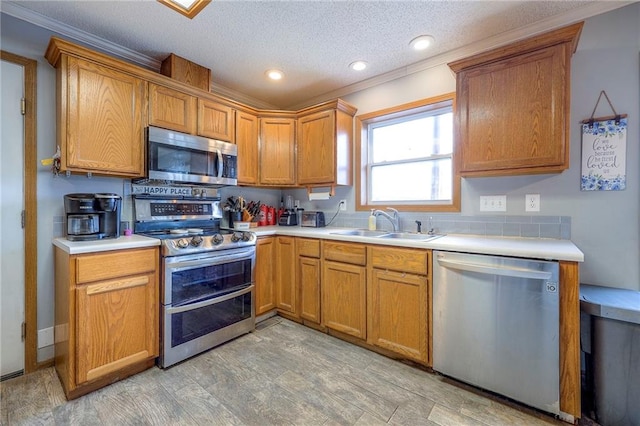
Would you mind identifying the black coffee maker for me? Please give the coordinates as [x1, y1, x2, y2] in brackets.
[64, 193, 121, 241]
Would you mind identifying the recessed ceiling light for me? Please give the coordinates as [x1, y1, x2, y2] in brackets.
[349, 61, 368, 71]
[157, 0, 211, 19]
[266, 69, 284, 80]
[409, 35, 435, 51]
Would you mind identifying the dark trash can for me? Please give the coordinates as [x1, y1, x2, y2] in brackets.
[580, 284, 640, 426]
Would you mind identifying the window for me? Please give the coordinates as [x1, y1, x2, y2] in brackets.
[356, 93, 460, 212]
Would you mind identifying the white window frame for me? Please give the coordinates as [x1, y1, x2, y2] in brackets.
[355, 93, 460, 212]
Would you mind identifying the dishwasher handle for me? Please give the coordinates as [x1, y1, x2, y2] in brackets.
[436, 255, 553, 280]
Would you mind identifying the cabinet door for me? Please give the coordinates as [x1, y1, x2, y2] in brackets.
[275, 236, 297, 315]
[369, 269, 427, 363]
[322, 260, 366, 339]
[75, 272, 157, 384]
[148, 83, 197, 134]
[255, 237, 276, 315]
[297, 110, 335, 184]
[65, 56, 146, 176]
[236, 111, 259, 185]
[299, 256, 321, 323]
[198, 99, 235, 142]
[259, 117, 296, 185]
[457, 44, 569, 175]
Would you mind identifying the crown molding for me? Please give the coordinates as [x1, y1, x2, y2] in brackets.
[210, 82, 279, 110]
[3, 0, 633, 111]
[287, 1, 634, 110]
[1, 1, 160, 70]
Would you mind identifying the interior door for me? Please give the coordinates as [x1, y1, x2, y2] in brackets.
[0, 59, 26, 378]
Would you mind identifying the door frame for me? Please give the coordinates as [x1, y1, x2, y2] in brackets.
[1, 51, 39, 374]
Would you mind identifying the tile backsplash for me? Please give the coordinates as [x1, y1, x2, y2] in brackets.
[53, 211, 571, 240]
[325, 212, 571, 240]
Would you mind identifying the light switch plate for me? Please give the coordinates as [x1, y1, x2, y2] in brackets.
[480, 195, 507, 212]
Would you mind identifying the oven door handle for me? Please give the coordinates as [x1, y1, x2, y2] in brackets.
[166, 284, 254, 315]
[167, 250, 254, 271]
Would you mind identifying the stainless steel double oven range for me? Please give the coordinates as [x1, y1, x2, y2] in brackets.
[134, 194, 256, 368]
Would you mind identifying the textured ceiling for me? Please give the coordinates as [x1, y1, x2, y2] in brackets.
[2, 1, 632, 109]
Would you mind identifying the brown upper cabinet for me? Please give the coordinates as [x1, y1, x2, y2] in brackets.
[449, 22, 583, 177]
[259, 116, 296, 186]
[297, 100, 357, 186]
[149, 85, 235, 142]
[45, 50, 147, 178]
[149, 83, 197, 134]
[236, 110, 260, 185]
[198, 99, 235, 142]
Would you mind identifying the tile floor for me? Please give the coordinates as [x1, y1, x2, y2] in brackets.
[1, 317, 573, 425]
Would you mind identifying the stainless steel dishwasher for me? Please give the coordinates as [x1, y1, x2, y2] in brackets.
[433, 250, 561, 416]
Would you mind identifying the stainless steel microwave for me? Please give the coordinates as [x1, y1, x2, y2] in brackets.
[147, 126, 237, 186]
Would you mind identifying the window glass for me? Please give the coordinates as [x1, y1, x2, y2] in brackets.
[356, 94, 459, 212]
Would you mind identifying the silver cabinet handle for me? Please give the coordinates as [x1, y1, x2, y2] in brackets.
[437, 257, 553, 280]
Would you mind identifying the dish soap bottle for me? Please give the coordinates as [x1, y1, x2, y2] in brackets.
[368, 209, 376, 231]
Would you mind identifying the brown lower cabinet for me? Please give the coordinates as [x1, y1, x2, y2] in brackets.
[255, 237, 276, 315]
[321, 241, 367, 339]
[297, 238, 322, 324]
[367, 246, 431, 365]
[54, 246, 159, 399]
[275, 236, 297, 315]
[368, 269, 428, 363]
[254, 236, 298, 318]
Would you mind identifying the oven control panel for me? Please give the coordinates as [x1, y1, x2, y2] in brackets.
[150, 202, 211, 216]
[134, 198, 222, 221]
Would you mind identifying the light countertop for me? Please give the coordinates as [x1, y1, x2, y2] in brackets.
[52, 227, 584, 262]
[53, 234, 160, 255]
[253, 226, 584, 262]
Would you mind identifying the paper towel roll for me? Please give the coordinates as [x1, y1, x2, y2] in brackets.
[308, 192, 331, 201]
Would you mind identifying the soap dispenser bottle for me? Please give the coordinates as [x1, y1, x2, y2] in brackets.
[368, 209, 376, 231]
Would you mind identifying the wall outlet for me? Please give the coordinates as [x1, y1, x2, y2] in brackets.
[480, 195, 507, 212]
[525, 194, 540, 212]
[339, 199, 347, 211]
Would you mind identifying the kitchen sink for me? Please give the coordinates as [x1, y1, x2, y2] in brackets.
[330, 229, 444, 241]
[330, 229, 391, 237]
[379, 232, 444, 241]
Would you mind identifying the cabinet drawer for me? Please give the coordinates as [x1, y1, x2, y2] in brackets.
[323, 242, 366, 266]
[297, 238, 320, 258]
[370, 246, 429, 275]
[75, 248, 158, 284]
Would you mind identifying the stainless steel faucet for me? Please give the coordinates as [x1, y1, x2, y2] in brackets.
[373, 208, 399, 232]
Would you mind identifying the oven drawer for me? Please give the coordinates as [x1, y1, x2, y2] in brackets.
[161, 284, 254, 367]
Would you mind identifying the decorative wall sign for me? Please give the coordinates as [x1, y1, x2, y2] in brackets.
[580, 90, 628, 191]
[581, 118, 627, 191]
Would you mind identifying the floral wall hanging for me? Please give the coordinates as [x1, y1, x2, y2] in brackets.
[580, 91, 628, 191]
